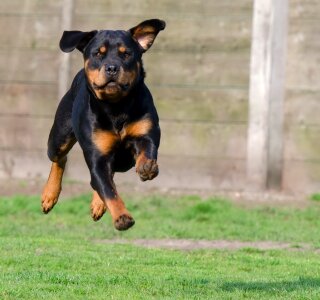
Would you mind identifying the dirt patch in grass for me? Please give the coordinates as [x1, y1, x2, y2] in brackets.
[95, 239, 315, 251]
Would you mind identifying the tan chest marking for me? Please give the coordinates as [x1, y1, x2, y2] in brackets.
[92, 130, 119, 155]
[92, 119, 152, 154]
[120, 119, 152, 139]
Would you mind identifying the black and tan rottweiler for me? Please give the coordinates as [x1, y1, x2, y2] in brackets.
[41, 19, 166, 231]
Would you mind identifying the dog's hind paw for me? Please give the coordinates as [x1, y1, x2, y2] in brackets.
[41, 188, 60, 214]
[91, 199, 107, 221]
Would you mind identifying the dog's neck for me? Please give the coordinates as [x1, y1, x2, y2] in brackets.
[88, 80, 144, 116]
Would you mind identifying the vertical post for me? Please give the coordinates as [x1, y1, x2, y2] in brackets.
[58, 0, 74, 100]
[247, 0, 288, 190]
[266, 0, 288, 189]
[58, 0, 74, 178]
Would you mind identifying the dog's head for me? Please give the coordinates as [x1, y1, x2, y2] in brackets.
[60, 19, 165, 102]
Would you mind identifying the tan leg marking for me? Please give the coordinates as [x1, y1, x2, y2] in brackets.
[105, 195, 135, 231]
[41, 158, 66, 213]
[90, 191, 107, 221]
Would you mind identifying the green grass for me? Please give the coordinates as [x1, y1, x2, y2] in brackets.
[310, 193, 320, 202]
[1, 194, 320, 299]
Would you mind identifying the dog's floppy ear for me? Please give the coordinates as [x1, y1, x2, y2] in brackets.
[129, 19, 166, 52]
[59, 30, 98, 53]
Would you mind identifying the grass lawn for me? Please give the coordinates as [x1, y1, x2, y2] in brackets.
[1, 193, 320, 299]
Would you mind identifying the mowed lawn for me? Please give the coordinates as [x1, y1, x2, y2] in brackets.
[1, 193, 320, 299]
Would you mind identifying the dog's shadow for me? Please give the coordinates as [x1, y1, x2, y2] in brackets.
[220, 277, 320, 292]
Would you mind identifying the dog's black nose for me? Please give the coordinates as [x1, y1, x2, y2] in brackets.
[106, 65, 118, 76]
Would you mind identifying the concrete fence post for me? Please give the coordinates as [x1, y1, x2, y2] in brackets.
[58, 0, 74, 177]
[58, 0, 74, 100]
[247, 0, 288, 190]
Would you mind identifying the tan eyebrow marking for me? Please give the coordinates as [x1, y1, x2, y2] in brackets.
[119, 46, 126, 53]
[99, 46, 107, 53]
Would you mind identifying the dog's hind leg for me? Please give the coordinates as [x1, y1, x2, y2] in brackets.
[41, 89, 77, 213]
[42, 157, 68, 214]
[90, 191, 107, 221]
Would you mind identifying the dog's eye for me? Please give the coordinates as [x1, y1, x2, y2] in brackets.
[120, 51, 131, 60]
[95, 46, 107, 58]
[95, 52, 103, 58]
[95, 49, 107, 58]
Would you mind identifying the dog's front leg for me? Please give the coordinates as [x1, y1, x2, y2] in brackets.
[84, 148, 135, 231]
[133, 136, 160, 182]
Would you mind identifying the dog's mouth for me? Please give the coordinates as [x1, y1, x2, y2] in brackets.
[93, 79, 118, 90]
[93, 80, 130, 93]
[91, 80, 132, 101]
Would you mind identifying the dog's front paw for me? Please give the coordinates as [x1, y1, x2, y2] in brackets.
[91, 199, 107, 221]
[41, 186, 61, 214]
[136, 159, 159, 181]
[114, 214, 135, 231]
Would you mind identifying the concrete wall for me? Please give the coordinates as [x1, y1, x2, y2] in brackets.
[0, 0, 318, 193]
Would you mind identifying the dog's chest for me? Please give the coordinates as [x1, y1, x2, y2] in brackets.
[112, 114, 128, 135]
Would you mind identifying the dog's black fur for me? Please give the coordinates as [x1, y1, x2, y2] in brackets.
[41, 19, 165, 230]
